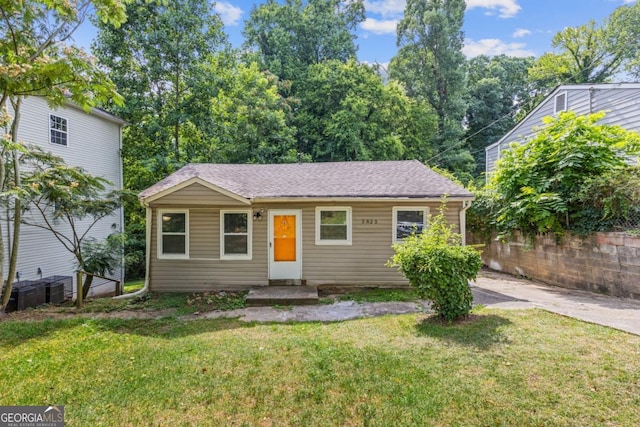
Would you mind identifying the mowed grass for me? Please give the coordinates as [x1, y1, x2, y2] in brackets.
[1, 309, 639, 426]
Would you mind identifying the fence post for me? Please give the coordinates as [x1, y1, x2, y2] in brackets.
[76, 271, 83, 309]
[115, 280, 122, 296]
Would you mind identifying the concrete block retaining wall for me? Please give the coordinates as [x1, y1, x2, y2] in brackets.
[469, 232, 640, 300]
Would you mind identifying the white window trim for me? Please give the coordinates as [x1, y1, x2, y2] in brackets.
[49, 113, 69, 147]
[157, 209, 189, 259]
[315, 206, 352, 245]
[554, 92, 567, 115]
[392, 206, 429, 243]
[220, 209, 252, 260]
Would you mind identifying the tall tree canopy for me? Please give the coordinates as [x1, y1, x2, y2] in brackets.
[296, 60, 436, 162]
[243, 0, 365, 84]
[465, 55, 536, 174]
[206, 62, 297, 164]
[528, 1, 640, 85]
[390, 0, 474, 179]
[93, 0, 227, 170]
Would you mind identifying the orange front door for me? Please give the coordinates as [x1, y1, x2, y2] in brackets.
[274, 215, 296, 261]
[269, 210, 302, 280]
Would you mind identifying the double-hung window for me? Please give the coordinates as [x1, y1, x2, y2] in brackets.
[50, 114, 68, 146]
[221, 210, 252, 260]
[393, 207, 428, 242]
[316, 207, 352, 245]
[158, 210, 188, 258]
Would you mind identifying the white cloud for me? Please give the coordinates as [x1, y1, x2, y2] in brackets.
[512, 28, 531, 38]
[364, 0, 522, 21]
[466, 0, 521, 18]
[214, 2, 243, 26]
[361, 18, 399, 35]
[463, 38, 534, 58]
[364, 0, 406, 18]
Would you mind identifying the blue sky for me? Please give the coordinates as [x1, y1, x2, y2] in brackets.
[75, 0, 637, 67]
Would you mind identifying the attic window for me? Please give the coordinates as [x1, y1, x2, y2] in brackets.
[554, 92, 567, 114]
[50, 114, 68, 146]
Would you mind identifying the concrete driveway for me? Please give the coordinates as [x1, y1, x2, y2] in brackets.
[472, 270, 640, 335]
[202, 270, 640, 335]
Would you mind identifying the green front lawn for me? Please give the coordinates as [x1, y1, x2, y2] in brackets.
[1, 309, 639, 426]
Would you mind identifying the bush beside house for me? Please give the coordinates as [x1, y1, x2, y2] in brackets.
[389, 207, 482, 321]
[469, 111, 640, 298]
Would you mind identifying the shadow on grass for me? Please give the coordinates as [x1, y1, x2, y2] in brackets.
[414, 313, 512, 350]
[0, 316, 255, 349]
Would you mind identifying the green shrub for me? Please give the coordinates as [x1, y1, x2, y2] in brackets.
[388, 207, 482, 322]
[477, 111, 640, 241]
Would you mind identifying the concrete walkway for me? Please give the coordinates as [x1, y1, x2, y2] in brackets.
[201, 271, 640, 335]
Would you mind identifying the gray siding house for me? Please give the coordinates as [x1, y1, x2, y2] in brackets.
[139, 160, 474, 292]
[4, 96, 125, 294]
[486, 83, 640, 175]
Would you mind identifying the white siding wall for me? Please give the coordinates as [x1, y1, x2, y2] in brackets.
[3, 97, 124, 294]
[486, 86, 640, 173]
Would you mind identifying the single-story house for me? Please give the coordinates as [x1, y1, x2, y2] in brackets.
[139, 160, 474, 292]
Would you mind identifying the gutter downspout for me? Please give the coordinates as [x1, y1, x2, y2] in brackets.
[459, 200, 472, 246]
[118, 124, 125, 285]
[114, 204, 151, 299]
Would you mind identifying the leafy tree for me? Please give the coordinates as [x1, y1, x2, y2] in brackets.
[243, 0, 365, 84]
[23, 149, 128, 298]
[574, 166, 640, 233]
[390, 0, 474, 178]
[295, 60, 436, 162]
[465, 55, 536, 174]
[205, 61, 297, 164]
[528, 2, 640, 85]
[483, 112, 640, 240]
[93, 0, 227, 278]
[0, 0, 126, 310]
[388, 204, 482, 322]
[93, 0, 227, 165]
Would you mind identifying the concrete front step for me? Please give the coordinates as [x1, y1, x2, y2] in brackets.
[246, 286, 319, 307]
[268, 279, 304, 286]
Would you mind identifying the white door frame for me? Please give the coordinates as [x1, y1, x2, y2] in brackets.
[268, 209, 302, 280]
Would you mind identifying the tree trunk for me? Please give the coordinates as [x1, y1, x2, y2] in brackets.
[0, 101, 7, 311]
[82, 274, 93, 299]
[1, 97, 23, 311]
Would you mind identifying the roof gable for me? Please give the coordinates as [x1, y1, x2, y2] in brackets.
[487, 82, 640, 152]
[140, 160, 473, 203]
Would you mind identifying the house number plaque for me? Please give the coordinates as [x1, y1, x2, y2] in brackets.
[361, 219, 378, 225]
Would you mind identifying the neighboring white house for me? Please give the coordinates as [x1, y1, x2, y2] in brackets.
[486, 83, 640, 175]
[3, 96, 125, 296]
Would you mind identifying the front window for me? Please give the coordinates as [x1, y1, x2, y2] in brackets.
[393, 207, 428, 242]
[221, 210, 252, 259]
[316, 207, 352, 245]
[158, 210, 188, 258]
[50, 114, 68, 146]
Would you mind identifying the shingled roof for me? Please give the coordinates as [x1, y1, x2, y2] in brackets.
[139, 160, 473, 201]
